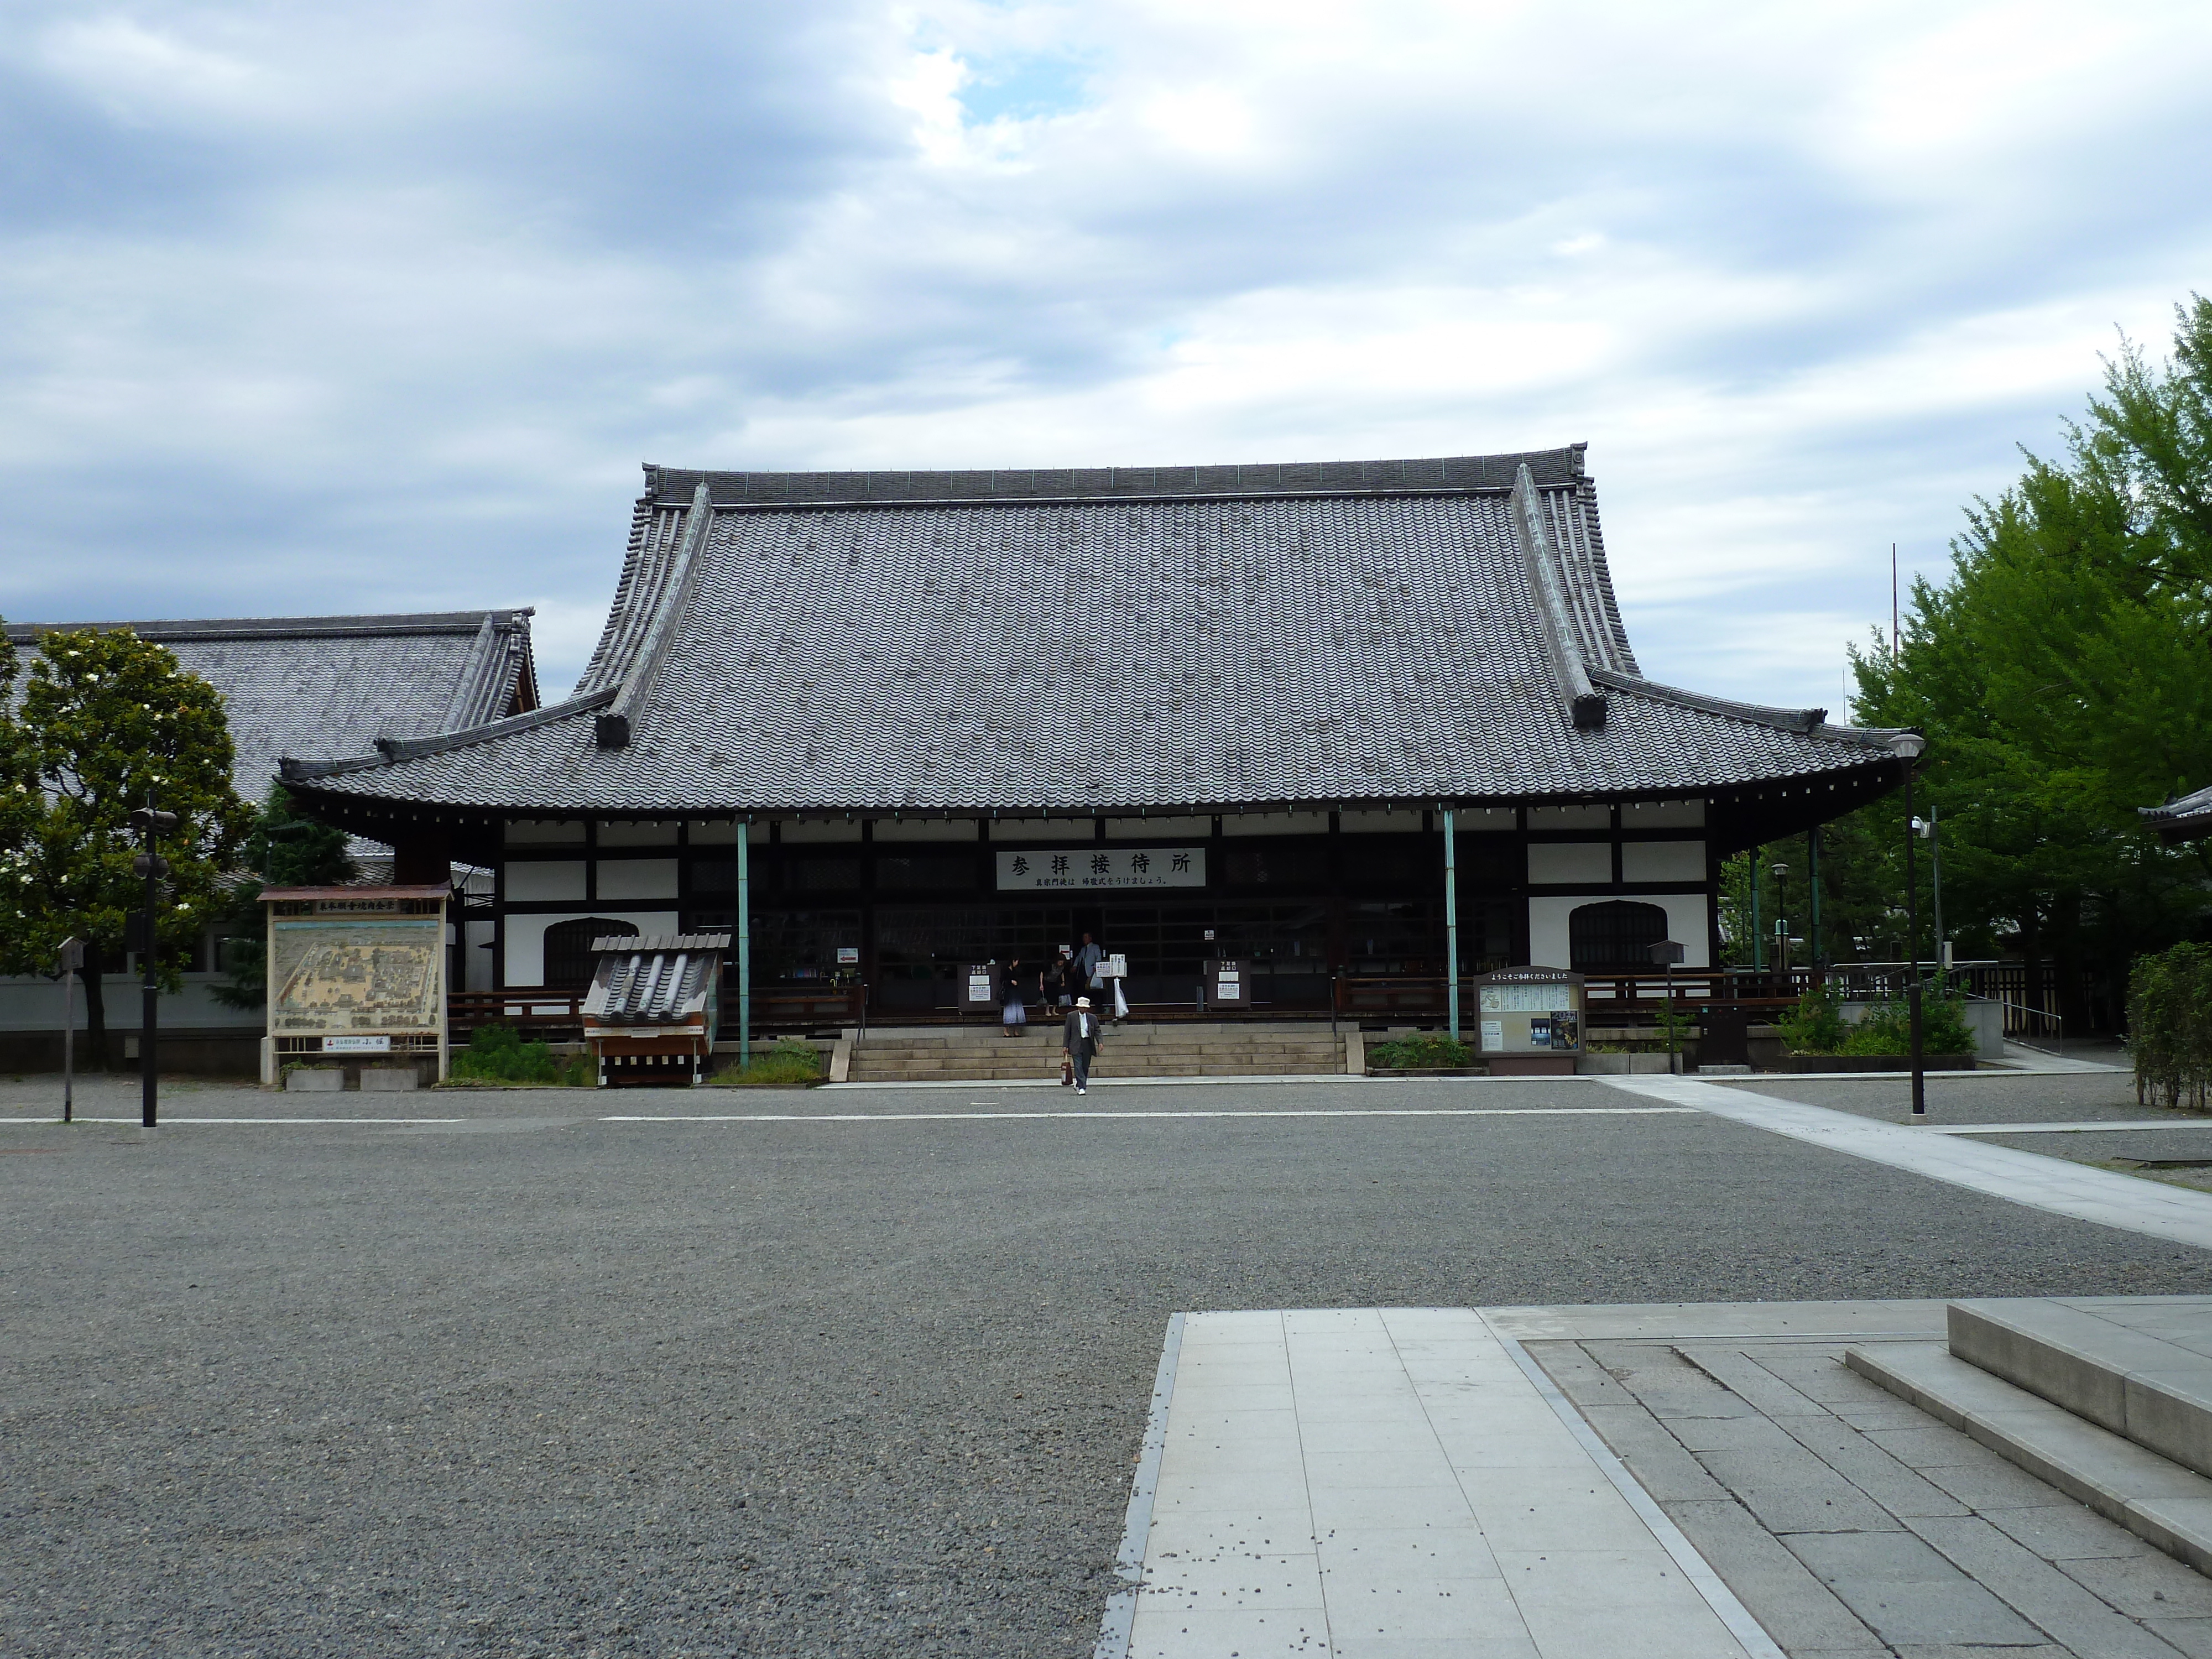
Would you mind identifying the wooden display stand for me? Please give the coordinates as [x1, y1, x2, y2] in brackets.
[1474, 967, 1585, 1077]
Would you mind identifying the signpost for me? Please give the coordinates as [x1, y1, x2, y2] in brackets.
[128, 803, 178, 1128]
[1205, 959, 1245, 1008]
[58, 937, 82, 1124]
[1649, 939, 1686, 1074]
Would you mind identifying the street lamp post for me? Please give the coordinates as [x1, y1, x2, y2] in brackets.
[1650, 939, 1686, 1074]
[1770, 862, 1791, 985]
[128, 802, 178, 1129]
[1888, 733, 1928, 1119]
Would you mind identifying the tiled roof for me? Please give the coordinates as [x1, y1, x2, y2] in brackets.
[2142, 784, 2212, 841]
[284, 451, 1895, 816]
[7, 611, 537, 804]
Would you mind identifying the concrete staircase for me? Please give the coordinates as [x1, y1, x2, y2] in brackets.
[844, 1021, 1348, 1084]
[1850, 1297, 2212, 1574]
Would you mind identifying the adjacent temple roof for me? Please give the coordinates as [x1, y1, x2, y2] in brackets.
[280, 448, 1898, 822]
[2142, 784, 2212, 843]
[7, 611, 538, 804]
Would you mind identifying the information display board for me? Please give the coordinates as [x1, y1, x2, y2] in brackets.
[1205, 958, 1246, 1005]
[1474, 968, 1584, 1056]
[962, 963, 998, 1010]
[260, 885, 450, 1083]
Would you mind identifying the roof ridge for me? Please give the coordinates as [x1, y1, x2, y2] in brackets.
[645, 447, 1588, 509]
[1510, 463, 1606, 732]
[1590, 667, 1894, 743]
[279, 686, 614, 781]
[4, 610, 532, 644]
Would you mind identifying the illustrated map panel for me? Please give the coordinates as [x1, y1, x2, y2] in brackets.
[270, 920, 442, 1034]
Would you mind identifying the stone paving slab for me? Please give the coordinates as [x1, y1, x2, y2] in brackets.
[1517, 1303, 2212, 1658]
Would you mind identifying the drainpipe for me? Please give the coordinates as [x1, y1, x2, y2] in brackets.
[737, 822, 751, 1070]
[1443, 808, 1460, 1042]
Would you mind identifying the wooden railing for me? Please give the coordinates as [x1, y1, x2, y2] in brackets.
[1333, 972, 1806, 1020]
[450, 984, 868, 1044]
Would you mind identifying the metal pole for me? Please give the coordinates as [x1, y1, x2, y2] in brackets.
[1442, 808, 1459, 1042]
[61, 944, 77, 1124]
[737, 820, 752, 1070]
[1929, 806, 1944, 987]
[1750, 848, 1764, 974]
[140, 810, 159, 1129]
[1665, 959, 1677, 1075]
[1904, 761, 1925, 1119]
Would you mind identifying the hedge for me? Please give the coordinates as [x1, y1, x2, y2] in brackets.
[2131, 942, 2212, 1111]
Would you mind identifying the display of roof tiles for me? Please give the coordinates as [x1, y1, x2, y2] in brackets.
[6, 611, 535, 803]
[288, 450, 1893, 815]
[584, 937, 727, 1024]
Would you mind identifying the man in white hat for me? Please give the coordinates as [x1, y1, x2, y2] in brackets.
[1062, 997, 1102, 1094]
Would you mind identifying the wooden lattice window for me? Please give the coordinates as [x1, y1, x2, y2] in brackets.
[542, 917, 638, 988]
[1568, 900, 1669, 972]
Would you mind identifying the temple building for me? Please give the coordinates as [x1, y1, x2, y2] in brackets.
[279, 448, 1905, 1020]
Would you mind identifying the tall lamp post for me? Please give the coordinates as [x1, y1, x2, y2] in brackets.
[1888, 732, 1928, 1119]
[128, 802, 177, 1129]
[1770, 862, 1791, 983]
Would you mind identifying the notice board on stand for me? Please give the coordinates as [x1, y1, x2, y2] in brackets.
[1473, 967, 1584, 1075]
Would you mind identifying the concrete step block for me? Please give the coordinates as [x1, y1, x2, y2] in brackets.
[285, 1067, 347, 1092]
[359, 1068, 419, 1092]
[1846, 1340, 2212, 1576]
[1950, 1300, 2212, 1479]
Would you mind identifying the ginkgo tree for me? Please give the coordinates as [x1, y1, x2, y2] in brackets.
[0, 625, 252, 1065]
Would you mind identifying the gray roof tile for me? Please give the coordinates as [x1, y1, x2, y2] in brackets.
[285, 451, 1890, 816]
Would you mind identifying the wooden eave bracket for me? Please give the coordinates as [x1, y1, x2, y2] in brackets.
[597, 481, 714, 750]
[1511, 463, 1606, 732]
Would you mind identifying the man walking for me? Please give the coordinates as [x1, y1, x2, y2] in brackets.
[1062, 996, 1102, 1095]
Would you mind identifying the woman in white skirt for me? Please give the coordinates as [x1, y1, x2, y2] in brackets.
[1001, 956, 1028, 1037]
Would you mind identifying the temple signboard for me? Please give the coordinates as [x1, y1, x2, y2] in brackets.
[995, 848, 1206, 890]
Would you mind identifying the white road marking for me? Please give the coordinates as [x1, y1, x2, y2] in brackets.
[599, 1107, 1702, 1123]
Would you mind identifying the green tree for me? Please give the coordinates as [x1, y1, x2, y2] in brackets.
[1846, 296, 2212, 1022]
[0, 626, 253, 1064]
[209, 786, 359, 1011]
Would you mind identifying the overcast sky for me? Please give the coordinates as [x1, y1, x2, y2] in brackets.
[3, 1, 2209, 713]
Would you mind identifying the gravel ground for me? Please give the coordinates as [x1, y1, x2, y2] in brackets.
[8, 1076, 2212, 1658]
[1721, 1068, 2192, 1126]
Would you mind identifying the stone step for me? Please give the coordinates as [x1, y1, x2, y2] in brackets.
[847, 1061, 1347, 1081]
[1947, 1298, 2212, 1481]
[1846, 1340, 2212, 1575]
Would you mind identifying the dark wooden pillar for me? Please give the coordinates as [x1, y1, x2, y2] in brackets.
[392, 826, 451, 887]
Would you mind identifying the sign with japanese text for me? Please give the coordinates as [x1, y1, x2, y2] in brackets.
[994, 847, 1206, 890]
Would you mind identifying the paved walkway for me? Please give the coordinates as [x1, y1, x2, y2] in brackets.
[1603, 1074, 2212, 1251]
[1112, 1302, 2212, 1657]
[1109, 1307, 1768, 1659]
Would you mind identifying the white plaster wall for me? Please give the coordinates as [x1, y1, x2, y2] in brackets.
[1222, 811, 1332, 837]
[1528, 842, 1612, 884]
[596, 858, 679, 900]
[507, 860, 586, 901]
[1341, 809, 1421, 833]
[1623, 799, 1705, 828]
[1105, 816, 1212, 839]
[993, 817, 1097, 842]
[1621, 841, 1707, 883]
[0, 974, 263, 1031]
[465, 920, 496, 991]
[503, 911, 678, 987]
[872, 819, 979, 842]
[1526, 894, 1711, 971]
[1528, 805, 1611, 830]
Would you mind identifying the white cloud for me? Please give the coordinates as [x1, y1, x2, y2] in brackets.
[3, 0, 2211, 708]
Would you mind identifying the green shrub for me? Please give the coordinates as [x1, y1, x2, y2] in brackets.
[1778, 988, 1850, 1056]
[449, 1024, 593, 1087]
[714, 1040, 825, 1088]
[1367, 1033, 1477, 1069]
[1838, 993, 1977, 1057]
[2131, 943, 2212, 1110]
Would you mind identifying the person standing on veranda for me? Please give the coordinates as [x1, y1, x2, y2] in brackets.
[1062, 996, 1102, 1095]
